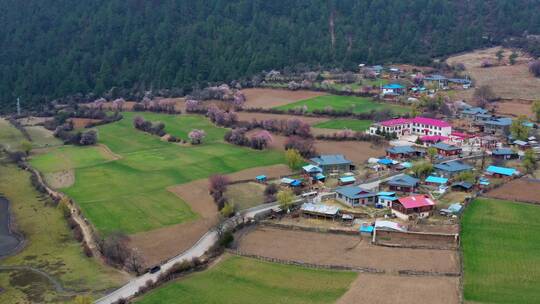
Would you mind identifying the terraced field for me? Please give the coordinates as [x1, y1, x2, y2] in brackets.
[30, 113, 285, 235]
[275, 95, 409, 114]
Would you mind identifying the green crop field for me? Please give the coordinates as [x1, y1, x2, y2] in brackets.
[0, 163, 126, 303]
[0, 118, 25, 151]
[274, 95, 409, 114]
[313, 119, 372, 131]
[135, 256, 357, 304]
[461, 198, 540, 304]
[30, 113, 285, 235]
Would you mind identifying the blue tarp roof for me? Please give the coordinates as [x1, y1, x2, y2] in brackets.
[310, 154, 352, 166]
[425, 176, 448, 184]
[315, 173, 326, 180]
[339, 176, 356, 183]
[484, 117, 512, 126]
[256, 175, 266, 180]
[486, 165, 516, 176]
[434, 161, 473, 173]
[383, 83, 404, 89]
[290, 180, 302, 187]
[377, 191, 396, 196]
[387, 174, 419, 187]
[360, 225, 374, 233]
[336, 186, 376, 199]
[378, 158, 394, 165]
[400, 162, 412, 168]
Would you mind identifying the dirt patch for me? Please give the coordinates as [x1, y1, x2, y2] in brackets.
[446, 47, 540, 100]
[43, 170, 74, 189]
[237, 227, 459, 273]
[257, 132, 386, 164]
[131, 164, 291, 266]
[484, 178, 540, 204]
[337, 274, 459, 304]
[16, 116, 52, 126]
[241, 88, 326, 108]
[493, 99, 535, 119]
[236, 112, 329, 125]
[97, 144, 121, 161]
[69, 118, 101, 129]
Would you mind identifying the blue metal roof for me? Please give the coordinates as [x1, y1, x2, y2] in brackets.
[315, 173, 326, 180]
[339, 176, 355, 183]
[303, 164, 323, 173]
[461, 107, 488, 115]
[492, 148, 516, 156]
[386, 146, 416, 154]
[425, 176, 448, 184]
[484, 117, 512, 126]
[378, 158, 394, 165]
[256, 175, 266, 180]
[425, 74, 447, 81]
[387, 174, 419, 187]
[383, 83, 404, 89]
[434, 161, 473, 173]
[310, 154, 352, 166]
[400, 162, 412, 168]
[486, 165, 516, 176]
[336, 186, 376, 199]
[377, 191, 396, 196]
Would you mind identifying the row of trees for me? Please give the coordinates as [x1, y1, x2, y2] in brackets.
[133, 116, 166, 137]
[132, 98, 178, 114]
[224, 128, 273, 150]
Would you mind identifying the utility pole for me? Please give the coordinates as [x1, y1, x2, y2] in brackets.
[16, 97, 21, 115]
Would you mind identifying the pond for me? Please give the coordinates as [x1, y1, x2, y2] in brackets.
[0, 196, 23, 257]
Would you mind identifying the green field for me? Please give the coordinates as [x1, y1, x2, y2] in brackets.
[25, 126, 63, 148]
[313, 119, 372, 131]
[0, 118, 25, 151]
[30, 113, 285, 235]
[135, 256, 357, 304]
[0, 163, 126, 303]
[461, 198, 540, 303]
[225, 182, 266, 210]
[274, 95, 409, 114]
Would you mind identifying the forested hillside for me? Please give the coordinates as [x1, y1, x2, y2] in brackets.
[1, 0, 539, 112]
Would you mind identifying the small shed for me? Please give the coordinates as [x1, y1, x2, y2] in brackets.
[387, 174, 419, 193]
[491, 148, 518, 160]
[376, 191, 398, 208]
[451, 181, 473, 192]
[425, 175, 448, 186]
[256, 175, 267, 183]
[300, 203, 339, 220]
[338, 176, 356, 186]
[432, 142, 462, 156]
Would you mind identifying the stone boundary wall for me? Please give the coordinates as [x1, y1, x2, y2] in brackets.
[373, 229, 459, 250]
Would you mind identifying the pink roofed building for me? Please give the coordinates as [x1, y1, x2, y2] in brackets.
[368, 116, 452, 139]
[391, 194, 436, 220]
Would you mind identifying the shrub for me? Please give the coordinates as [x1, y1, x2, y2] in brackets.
[73, 225, 84, 242]
[82, 242, 93, 257]
[529, 60, 540, 77]
[219, 231, 234, 248]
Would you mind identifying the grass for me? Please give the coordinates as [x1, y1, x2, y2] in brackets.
[0, 118, 25, 151]
[225, 182, 266, 210]
[25, 126, 63, 148]
[0, 163, 126, 303]
[461, 198, 540, 304]
[30, 113, 285, 235]
[313, 119, 372, 131]
[274, 95, 409, 114]
[135, 255, 357, 304]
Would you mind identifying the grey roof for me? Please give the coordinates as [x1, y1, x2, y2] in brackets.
[310, 154, 352, 166]
[387, 174, 419, 187]
[336, 186, 377, 199]
[451, 181, 473, 189]
[484, 117, 512, 127]
[433, 142, 461, 151]
[461, 107, 488, 115]
[434, 161, 473, 173]
[492, 148, 517, 156]
[425, 74, 447, 81]
[448, 78, 472, 84]
[386, 146, 417, 154]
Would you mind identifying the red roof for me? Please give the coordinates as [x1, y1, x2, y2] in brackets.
[379, 118, 411, 127]
[420, 135, 449, 142]
[412, 117, 450, 128]
[378, 116, 450, 128]
[398, 195, 435, 209]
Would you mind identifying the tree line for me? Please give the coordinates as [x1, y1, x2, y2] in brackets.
[1, 0, 539, 113]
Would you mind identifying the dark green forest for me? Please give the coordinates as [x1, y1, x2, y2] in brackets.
[1, 0, 539, 112]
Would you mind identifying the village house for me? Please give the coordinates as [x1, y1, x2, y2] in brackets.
[451, 181, 473, 192]
[335, 186, 377, 207]
[491, 148, 518, 160]
[368, 116, 452, 138]
[302, 164, 325, 183]
[432, 142, 462, 156]
[512, 140, 530, 150]
[310, 154, 353, 173]
[386, 146, 424, 159]
[486, 165, 518, 178]
[424, 74, 448, 89]
[386, 174, 419, 193]
[425, 175, 448, 187]
[483, 117, 512, 136]
[433, 161, 473, 177]
[338, 176, 356, 186]
[448, 78, 472, 89]
[391, 194, 436, 220]
[376, 191, 398, 208]
[382, 83, 406, 96]
[460, 107, 489, 120]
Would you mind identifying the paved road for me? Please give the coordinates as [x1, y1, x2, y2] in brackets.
[95, 229, 219, 304]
